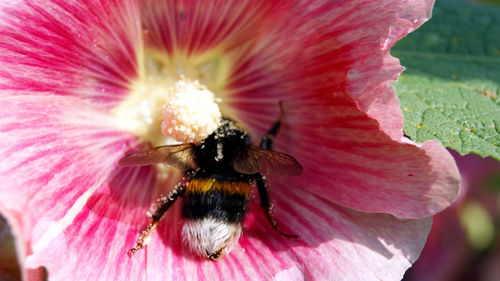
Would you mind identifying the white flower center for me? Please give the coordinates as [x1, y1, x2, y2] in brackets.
[161, 77, 221, 144]
[112, 52, 231, 146]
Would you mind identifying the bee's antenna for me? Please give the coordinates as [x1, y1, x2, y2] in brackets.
[278, 101, 285, 121]
[260, 101, 286, 150]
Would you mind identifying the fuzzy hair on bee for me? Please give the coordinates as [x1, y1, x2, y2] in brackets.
[119, 104, 302, 260]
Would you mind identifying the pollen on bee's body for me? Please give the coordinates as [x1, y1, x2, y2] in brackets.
[215, 142, 224, 161]
[142, 235, 152, 246]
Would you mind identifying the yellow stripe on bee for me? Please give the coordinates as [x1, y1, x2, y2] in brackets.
[187, 178, 251, 196]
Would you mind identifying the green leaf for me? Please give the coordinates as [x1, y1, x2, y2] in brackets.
[392, 0, 500, 160]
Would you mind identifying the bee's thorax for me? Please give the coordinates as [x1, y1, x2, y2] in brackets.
[194, 118, 249, 171]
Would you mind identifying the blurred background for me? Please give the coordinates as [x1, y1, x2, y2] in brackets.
[403, 151, 500, 281]
[0, 215, 19, 281]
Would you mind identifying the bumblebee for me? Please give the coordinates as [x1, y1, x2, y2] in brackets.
[119, 105, 302, 260]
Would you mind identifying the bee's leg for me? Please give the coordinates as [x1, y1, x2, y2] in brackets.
[127, 184, 185, 256]
[260, 102, 285, 150]
[255, 174, 298, 239]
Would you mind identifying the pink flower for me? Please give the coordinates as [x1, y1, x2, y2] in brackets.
[0, 1, 459, 280]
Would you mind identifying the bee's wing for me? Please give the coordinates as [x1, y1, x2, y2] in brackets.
[118, 143, 196, 171]
[233, 145, 303, 176]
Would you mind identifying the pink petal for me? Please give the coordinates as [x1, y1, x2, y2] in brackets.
[346, 0, 433, 137]
[140, 0, 290, 56]
[234, 87, 458, 219]
[210, 0, 432, 140]
[0, 95, 139, 260]
[0, 93, 430, 280]
[138, 0, 432, 141]
[386, 0, 435, 49]
[0, 0, 141, 109]
[143, 187, 431, 280]
[25, 166, 183, 280]
[217, 0, 457, 218]
[19, 173, 431, 281]
[349, 57, 405, 139]
[0, 1, 448, 280]
[0, 95, 185, 280]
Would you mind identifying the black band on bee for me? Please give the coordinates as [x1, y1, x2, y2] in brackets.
[183, 177, 251, 223]
[182, 190, 249, 223]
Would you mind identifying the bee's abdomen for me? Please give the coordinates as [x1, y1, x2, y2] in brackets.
[182, 178, 251, 223]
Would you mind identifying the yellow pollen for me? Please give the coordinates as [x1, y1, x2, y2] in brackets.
[187, 178, 251, 196]
[161, 77, 221, 144]
[111, 50, 233, 147]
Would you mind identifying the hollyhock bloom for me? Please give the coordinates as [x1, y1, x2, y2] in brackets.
[0, 0, 459, 280]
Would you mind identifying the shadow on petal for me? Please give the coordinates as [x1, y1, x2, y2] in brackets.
[238, 184, 432, 280]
